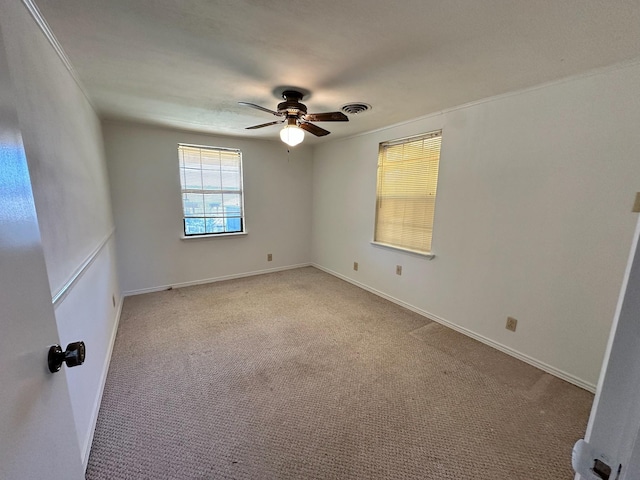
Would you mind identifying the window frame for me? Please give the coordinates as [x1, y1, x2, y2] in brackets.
[177, 143, 247, 239]
[372, 130, 442, 259]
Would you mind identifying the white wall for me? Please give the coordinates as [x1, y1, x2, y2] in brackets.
[1, 0, 121, 467]
[2, 9, 113, 297]
[103, 120, 313, 294]
[312, 62, 640, 389]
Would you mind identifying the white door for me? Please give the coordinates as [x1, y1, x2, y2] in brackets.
[574, 213, 640, 479]
[0, 27, 85, 479]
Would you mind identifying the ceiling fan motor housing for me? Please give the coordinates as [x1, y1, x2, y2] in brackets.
[278, 90, 307, 115]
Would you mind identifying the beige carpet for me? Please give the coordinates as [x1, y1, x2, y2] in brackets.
[86, 266, 593, 479]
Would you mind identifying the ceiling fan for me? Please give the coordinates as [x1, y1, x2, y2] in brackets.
[239, 90, 348, 146]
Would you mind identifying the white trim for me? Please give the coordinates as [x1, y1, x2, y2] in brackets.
[181, 231, 247, 240]
[20, 0, 95, 109]
[81, 294, 123, 471]
[312, 263, 596, 393]
[52, 228, 115, 307]
[370, 241, 435, 260]
[179, 143, 240, 153]
[123, 263, 312, 296]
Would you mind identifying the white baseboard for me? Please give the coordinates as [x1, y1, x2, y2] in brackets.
[81, 294, 123, 471]
[312, 263, 596, 393]
[123, 263, 313, 297]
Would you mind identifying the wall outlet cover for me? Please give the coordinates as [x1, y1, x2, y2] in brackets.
[396, 265, 402, 275]
[353, 262, 358, 271]
[506, 316, 518, 332]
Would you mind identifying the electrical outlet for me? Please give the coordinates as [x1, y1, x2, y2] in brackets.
[112, 295, 116, 308]
[506, 316, 518, 332]
[267, 253, 272, 261]
[353, 261, 358, 271]
[396, 265, 402, 276]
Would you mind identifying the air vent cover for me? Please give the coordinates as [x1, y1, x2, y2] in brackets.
[341, 103, 371, 115]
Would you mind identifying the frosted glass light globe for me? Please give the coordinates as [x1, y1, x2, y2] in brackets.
[280, 125, 305, 146]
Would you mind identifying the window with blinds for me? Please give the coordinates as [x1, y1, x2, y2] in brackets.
[374, 130, 442, 254]
[178, 144, 245, 236]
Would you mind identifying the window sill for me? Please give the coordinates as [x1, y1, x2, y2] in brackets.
[181, 232, 248, 240]
[370, 241, 435, 259]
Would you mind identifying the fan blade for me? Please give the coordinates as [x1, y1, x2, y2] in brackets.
[238, 101, 281, 116]
[299, 122, 330, 137]
[246, 120, 284, 130]
[303, 111, 348, 122]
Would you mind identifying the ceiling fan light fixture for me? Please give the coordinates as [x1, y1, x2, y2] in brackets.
[240, 89, 348, 141]
[280, 124, 305, 147]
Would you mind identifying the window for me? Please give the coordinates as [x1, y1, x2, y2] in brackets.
[374, 130, 442, 254]
[178, 144, 245, 236]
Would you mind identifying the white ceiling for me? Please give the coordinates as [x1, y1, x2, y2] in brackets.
[35, 0, 640, 143]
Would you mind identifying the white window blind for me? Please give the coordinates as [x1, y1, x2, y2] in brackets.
[178, 144, 245, 236]
[374, 130, 442, 254]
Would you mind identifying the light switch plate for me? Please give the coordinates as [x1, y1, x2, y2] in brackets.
[633, 192, 640, 213]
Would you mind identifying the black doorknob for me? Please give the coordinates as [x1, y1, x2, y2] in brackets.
[48, 341, 86, 373]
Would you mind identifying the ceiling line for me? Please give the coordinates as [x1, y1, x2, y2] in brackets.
[334, 55, 640, 146]
[20, 0, 95, 109]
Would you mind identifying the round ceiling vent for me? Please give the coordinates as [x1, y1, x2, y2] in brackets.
[341, 103, 372, 115]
